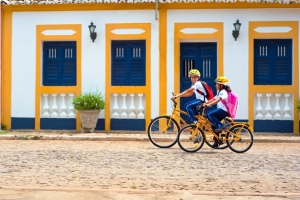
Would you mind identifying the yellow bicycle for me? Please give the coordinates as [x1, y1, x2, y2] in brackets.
[177, 105, 254, 153]
[147, 93, 242, 149]
[147, 96, 197, 148]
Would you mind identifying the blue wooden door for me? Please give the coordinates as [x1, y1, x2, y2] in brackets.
[180, 42, 217, 122]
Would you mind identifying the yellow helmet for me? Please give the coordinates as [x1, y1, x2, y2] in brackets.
[188, 69, 201, 77]
[215, 76, 230, 85]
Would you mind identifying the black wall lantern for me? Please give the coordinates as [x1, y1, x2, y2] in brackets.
[232, 19, 241, 41]
[88, 22, 97, 42]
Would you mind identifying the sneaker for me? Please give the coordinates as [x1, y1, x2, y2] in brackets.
[193, 135, 201, 144]
[215, 124, 230, 132]
[190, 121, 197, 125]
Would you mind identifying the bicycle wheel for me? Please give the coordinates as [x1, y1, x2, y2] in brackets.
[204, 130, 229, 150]
[177, 125, 205, 153]
[226, 125, 253, 153]
[147, 116, 180, 148]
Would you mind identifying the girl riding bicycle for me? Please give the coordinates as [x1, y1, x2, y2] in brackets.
[203, 76, 232, 148]
[172, 69, 207, 124]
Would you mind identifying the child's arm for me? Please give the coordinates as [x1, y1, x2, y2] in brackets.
[172, 88, 194, 99]
[203, 97, 221, 107]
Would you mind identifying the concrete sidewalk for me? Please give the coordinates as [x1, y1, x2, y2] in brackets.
[0, 130, 299, 143]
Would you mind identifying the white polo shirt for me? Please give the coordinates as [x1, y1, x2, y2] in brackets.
[191, 81, 207, 102]
[215, 89, 228, 112]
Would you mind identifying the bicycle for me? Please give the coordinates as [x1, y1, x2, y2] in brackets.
[147, 93, 237, 149]
[177, 105, 254, 153]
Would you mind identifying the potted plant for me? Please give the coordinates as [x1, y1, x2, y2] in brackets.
[72, 91, 105, 133]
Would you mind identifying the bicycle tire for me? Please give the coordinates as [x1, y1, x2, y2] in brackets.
[147, 116, 180, 148]
[177, 125, 205, 153]
[226, 125, 253, 153]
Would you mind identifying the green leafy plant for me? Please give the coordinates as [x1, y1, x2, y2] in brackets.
[296, 99, 300, 111]
[72, 91, 105, 111]
[1, 123, 6, 130]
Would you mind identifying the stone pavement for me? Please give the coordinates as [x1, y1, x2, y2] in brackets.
[0, 130, 299, 143]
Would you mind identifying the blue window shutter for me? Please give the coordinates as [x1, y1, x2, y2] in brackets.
[43, 44, 60, 85]
[111, 40, 146, 86]
[61, 44, 76, 86]
[43, 42, 76, 86]
[254, 39, 292, 85]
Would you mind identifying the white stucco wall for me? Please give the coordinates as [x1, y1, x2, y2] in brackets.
[167, 8, 300, 119]
[10, 8, 300, 121]
[11, 10, 160, 118]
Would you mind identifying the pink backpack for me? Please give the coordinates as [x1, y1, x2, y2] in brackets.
[221, 91, 238, 119]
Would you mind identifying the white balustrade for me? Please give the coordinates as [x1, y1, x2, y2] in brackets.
[254, 93, 293, 120]
[274, 94, 281, 120]
[51, 94, 59, 118]
[283, 94, 291, 120]
[255, 93, 263, 120]
[42, 94, 50, 118]
[60, 94, 67, 118]
[40, 93, 76, 118]
[137, 94, 145, 119]
[110, 93, 145, 119]
[120, 94, 128, 118]
[112, 94, 120, 118]
[129, 94, 137, 118]
[68, 94, 75, 118]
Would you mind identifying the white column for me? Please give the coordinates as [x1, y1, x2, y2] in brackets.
[112, 94, 120, 118]
[274, 93, 282, 120]
[283, 94, 291, 120]
[255, 93, 263, 120]
[137, 93, 145, 119]
[265, 93, 273, 120]
[51, 94, 59, 118]
[42, 94, 50, 118]
[68, 94, 75, 118]
[120, 94, 128, 118]
[129, 94, 137, 119]
[60, 94, 67, 118]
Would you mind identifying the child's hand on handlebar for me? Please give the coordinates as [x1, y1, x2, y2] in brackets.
[203, 103, 212, 108]
[171, 95, 178, 100]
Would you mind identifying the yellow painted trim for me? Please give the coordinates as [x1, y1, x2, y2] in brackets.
[248, 21, 299, 133]
[159, 9, 167, 116]
[1, 8, 12, 129]
[174, 22, 224, 107]
[36, 24, 82, 130]
[2, 2, 300, 12]
[105, 23, 151, 131]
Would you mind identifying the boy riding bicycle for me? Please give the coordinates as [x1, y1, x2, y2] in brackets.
[172, 69, 207, 124]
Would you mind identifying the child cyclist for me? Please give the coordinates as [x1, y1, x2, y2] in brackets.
[203, 76, 231, 148]
[172, 69, 207, 124]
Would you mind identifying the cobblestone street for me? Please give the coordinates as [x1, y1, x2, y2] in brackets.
[0, 140, 299, 199]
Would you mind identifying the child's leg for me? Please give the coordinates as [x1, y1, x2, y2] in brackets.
[185, 99, 201, 123]
[206, 108, 228, 129]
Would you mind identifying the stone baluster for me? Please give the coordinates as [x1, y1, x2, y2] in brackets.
[68, 94, 75, 118]
[274, 93, 282, 120]
[120, 94, 128, 118]
[137, 94, 145, 119]
[255, 93, 263, 120]
[42, 94, 50, 118]
[112, 94, 120, 118]
[60, 94, 67, 118]
[265, 93, 273, 120]
[51, 94, 59, 118]
[128, 94, 137, 118]
[283, 94, 291, 120]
